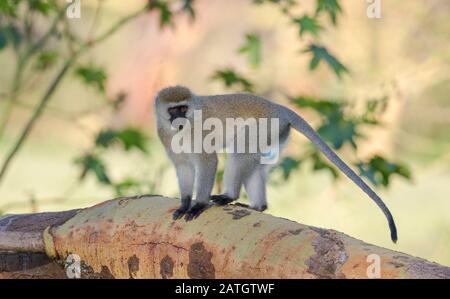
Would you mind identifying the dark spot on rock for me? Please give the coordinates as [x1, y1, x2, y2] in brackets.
[99, 265, 114, 278]
[160, 255, 174, 279]
[227, 209, 251, 220]
[187, 242, 215, 279]
[278, 232, 288, 239]
[289, 229, 303, 235]
[118, 198, 130, 206]
[88, 232, 98, 244]
[127, 255, 140, 278]
[80, 262, 114, 279]
[305, 230, 348, 279]
[233, 202, 250, 208]
[389, 261, 404, 268]
[253, 221, 262, 227]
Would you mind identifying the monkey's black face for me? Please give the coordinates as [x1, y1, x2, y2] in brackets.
[168, 105, 188, 129]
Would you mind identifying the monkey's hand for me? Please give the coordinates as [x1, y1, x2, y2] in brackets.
[210, 194, 236, 205]
[185, 202, 210, 221]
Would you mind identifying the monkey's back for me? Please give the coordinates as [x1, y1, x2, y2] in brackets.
[195, 93, 287, 122]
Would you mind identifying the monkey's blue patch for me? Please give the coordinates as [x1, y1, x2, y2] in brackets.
[260, 147, 279, 164]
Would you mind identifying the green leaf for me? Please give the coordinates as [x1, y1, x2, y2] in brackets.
[276, 157, 301, 180]
[27, 0, 58, 15]
[290, 95, 358, 149]
[95, 130, 117, 148]
[147, 0, 173, 28]
[212, 69, 254, 92]
[216, 168, 224, 184]
[117, 128, 149, 153]
[315, 0, 342, 25]
[75, 65, 107, 92]
[0, 31, 7, 50]
[238, 33, 262, 68]
[0, 0, 20, 16]
[359, 96, 388, 125]
[293, 15, 323, 37]
[304, 44, 348, 77]
[309, 150, 339, 179]
[34, 51, 58, 70]
[357, 155, 411, 187]
[182, 0, 196, 20]
[113, 177, 141, 196]
[95, 128, 149, 153]
[111, 91, 127, 111]
[290, 95, 343, 118]
[317, 116, 358, 150]
[253, 0, 297, 7]
[0, 25, 22, 49]
[74, 153, 111, 185]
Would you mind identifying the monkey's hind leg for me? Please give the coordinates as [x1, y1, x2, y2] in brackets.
[244, 165, 268, 212]
[211, 194, 235, 205]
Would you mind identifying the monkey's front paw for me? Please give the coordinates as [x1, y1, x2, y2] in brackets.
[185, 202, 209, 221]
[211, 194, 235, 205]
[173, 206, 189, 220]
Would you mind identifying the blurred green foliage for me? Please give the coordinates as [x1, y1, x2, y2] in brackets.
[212, 69, 254, 92]
[211, 0, 410, 188]
[75, 65, 108, 93]
[0, 0, 411, 203]
[293, 15, 323, 37]
[238, 33, 262, 69]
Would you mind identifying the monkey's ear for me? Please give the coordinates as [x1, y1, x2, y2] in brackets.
[157, 86, 193, 104]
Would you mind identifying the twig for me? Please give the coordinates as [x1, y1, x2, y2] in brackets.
[0, 6, 147, 189]
[0, 8, 67, 141]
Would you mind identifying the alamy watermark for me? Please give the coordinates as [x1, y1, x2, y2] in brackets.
[366, 253, 381, 278]
[170, 110, 280, 165]
[65, 253, 81, 278]
[66, 0, 81, 19]
[367, 0, 382, 19]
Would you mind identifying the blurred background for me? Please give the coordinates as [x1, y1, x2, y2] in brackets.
[0, 0, 449, 267]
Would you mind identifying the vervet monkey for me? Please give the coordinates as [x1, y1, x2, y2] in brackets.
[155, 86, 398, 243]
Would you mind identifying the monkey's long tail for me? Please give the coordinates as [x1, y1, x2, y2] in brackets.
[287, 109, 398, 243]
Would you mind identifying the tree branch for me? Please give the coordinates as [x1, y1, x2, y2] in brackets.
[1, 196, 449, 279]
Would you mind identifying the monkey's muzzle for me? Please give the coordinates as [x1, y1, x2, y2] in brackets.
[168, 105, 188, 130]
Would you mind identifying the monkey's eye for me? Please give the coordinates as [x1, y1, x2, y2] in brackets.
[168, 105, 188, 115]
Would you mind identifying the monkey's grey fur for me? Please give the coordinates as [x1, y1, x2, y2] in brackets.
[154, 86, 397, 243]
